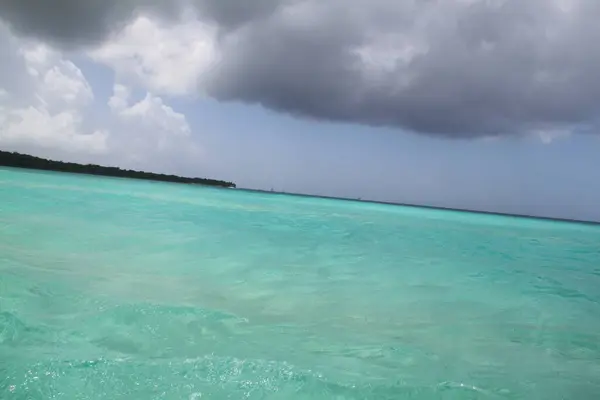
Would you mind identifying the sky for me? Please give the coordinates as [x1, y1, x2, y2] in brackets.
[0, 0, 599, 221]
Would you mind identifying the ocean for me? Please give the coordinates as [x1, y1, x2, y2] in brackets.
[1, 167, 599, 399]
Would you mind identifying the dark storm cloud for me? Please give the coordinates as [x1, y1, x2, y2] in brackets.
[0, 0, 283, 45]
[2, 0, 600, 137]
[0, 0, 150, 46]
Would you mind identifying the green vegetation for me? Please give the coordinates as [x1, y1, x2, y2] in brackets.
[0, 150, 236, 188]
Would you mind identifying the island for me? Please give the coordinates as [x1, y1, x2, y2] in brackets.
[0, 150, 236, 188]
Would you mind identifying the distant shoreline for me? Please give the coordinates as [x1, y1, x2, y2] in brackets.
[0, 150, 236, 188]
[2, 150, 597, 226]
[237, 188, 600, 227]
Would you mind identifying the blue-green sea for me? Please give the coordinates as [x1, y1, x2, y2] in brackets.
[1, 167, 600, 399]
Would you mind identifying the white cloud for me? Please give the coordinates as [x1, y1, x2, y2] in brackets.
[106, 83, 201, 171]
[19, 43, 93, 108]
[0, 22, 202, 174]
[0, 34, 107, 156]
[107, 83, 131, 112]
[89, 12, 218, 97]
[110, 84, 190, 137]
[1, 106, 108, 154]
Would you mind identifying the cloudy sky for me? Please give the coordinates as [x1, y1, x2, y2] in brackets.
[1, 0, 599, 221]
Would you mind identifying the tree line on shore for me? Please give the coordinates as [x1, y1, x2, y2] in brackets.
[0, 150, 236, 188]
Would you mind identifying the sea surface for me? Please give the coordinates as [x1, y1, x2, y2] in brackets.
[1, 167, 600, 399]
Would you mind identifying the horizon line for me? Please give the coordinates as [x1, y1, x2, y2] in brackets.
[236, 187, 600, 227]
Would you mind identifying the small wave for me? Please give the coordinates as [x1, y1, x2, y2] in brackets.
[437, 381, 507, 398]
[1, 354, 510, 399]
[0, 311, 48, 345]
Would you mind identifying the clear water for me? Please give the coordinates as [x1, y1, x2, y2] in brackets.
[1, 167, 600, 399]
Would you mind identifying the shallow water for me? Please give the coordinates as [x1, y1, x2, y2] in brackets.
[1, 167, 600, 399]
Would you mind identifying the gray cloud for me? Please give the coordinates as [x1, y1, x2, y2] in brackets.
[2, 0, 600, 137]
[0, 0, 139, 46]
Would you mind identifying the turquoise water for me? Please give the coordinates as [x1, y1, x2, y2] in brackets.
[1, 168, 600, 399]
